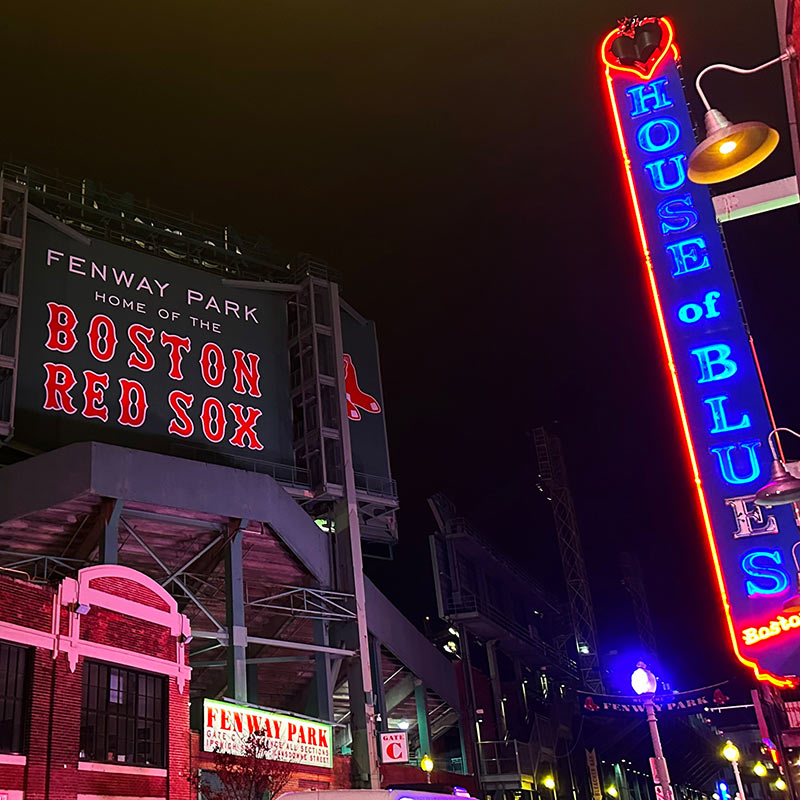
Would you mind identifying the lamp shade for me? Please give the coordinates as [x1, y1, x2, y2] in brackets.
[631, 665, 657, 695]
[688, 109, 779, 184]
[754, 459, 800, 507]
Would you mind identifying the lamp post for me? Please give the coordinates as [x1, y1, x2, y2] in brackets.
[688, 49, 795, 184]
[722, 741, 747, 800]
[631, 662, 674, 800]
[420, 754, 434, 784]
[542, 775, 557, 800]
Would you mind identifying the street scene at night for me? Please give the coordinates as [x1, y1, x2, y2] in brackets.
[1, 3, 800, 800]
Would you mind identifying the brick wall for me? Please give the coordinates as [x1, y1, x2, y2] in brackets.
[0, 567, 191, 800]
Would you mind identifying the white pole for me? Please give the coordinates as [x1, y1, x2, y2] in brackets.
[731, 758, 747, 800]
[645, 695, 675, 800]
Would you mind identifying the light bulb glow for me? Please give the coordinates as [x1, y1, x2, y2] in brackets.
[631, 665, 658, 695]
[543, 777, 556, 791]
[775, 779, 787, 791]
[719, 140, 737, 155]
[421, 755, 434, 773]
[608, 787, 619, 797]
[754, 762, 768, 777]
[722, 741, 740, 762]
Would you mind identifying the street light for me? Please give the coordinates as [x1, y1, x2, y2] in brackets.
[688, 49, 794, 184]
[754, 429, 800, 507]
[754, 762, 768, 778]
[631, 662, 674, 800]
[542, 775, 557, 800]
[607, 786, 619, 798]
[775, 778, 787, 792]
[722, 740, 747, 800]
[420, 754, 434, 783]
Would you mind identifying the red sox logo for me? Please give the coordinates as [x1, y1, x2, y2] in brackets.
[343, 354, 381, 421]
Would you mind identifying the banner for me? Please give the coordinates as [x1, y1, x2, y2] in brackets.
[579, 684, 729, 716]
[586, 749, 603, 800]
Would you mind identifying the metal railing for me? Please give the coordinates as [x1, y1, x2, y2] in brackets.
[0, 550, 89, 583]
[353, 471, 397, 499]
[446, 592, 577, 674]
[478, 740, 536, 777]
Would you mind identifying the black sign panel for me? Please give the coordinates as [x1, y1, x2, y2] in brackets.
[16, 219, 293, 470]
[341, 306, 391, 488]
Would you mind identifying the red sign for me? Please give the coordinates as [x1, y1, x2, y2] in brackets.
[380, 731, 409, 763]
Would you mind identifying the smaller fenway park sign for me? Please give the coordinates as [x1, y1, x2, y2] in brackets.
[203, 699, 333, 768]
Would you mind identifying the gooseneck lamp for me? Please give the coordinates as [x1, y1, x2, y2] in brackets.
[688, 48, 794, 184]
[754, 428, 800, 507]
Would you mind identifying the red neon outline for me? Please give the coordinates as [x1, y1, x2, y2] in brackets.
[603, 60, 795, 689]
[601, 17, 675, 82]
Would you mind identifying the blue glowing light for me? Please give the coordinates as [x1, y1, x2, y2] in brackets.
[690, 344, 738, 383]
[741, 550, 790, 597]
[636, 117, 681, 152]
[710, 441, 762, 485]
[644, 154, 688, 192]
[704, 396, 751, 434]
[626, 78, 674, 118]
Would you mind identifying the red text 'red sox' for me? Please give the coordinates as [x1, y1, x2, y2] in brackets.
[43, 302, 265, 450]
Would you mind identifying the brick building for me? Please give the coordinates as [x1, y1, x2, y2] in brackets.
[0, 564, 191, 800]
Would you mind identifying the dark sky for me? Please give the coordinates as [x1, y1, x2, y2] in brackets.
[4, 1, 800, 689]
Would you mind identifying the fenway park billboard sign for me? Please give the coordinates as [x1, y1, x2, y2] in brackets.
[16, 219, 293, 468]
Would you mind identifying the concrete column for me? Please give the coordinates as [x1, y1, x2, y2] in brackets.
[313, 618, 333, 721]
[247, 662, 259, 705]
[225, 528, 247, 703]
[99, 499, 123, 564]
[415, 681, 430, 758]
[486, 640, 506, 739]
[458, 719, 469, 775]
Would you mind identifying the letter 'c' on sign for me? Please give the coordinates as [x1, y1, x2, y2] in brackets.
[387, 742, 402, 759]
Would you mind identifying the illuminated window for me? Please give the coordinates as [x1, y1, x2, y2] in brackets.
[0, 641, 28, 754]
[80, 661, 165, 766]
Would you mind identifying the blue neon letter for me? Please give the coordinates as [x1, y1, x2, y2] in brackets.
[667, 237, 711, 276]
[636, 118, 681, 152]
[644, 155, 687, 192]
[704, 396, 751, 434]
[691, 344, 738, 383]
[741, 550, 789, 597]
[656, 193, 698, 234]
[626, 78, 674, 118]
[710, 440, 761, 485]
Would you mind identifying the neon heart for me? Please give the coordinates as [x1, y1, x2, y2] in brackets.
[601, 17, 675, 81]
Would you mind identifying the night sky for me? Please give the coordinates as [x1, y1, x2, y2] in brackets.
[4, 1, 799, 689]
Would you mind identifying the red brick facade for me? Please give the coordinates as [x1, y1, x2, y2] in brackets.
[0, 565, 191, 800]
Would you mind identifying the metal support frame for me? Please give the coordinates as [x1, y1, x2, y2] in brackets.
[192, 628, 356, 657]
[486, 640, 507, 740]
[246, 585, 356, 621]
[534, 427, 605, 692]
[99, 499, 123, 564]
[226, 522, 248, 703]
[369, 636, 388, 731]
[313, 618, 334, 722]
[415, 681, 431, 758]
[120, 518, 225, 632]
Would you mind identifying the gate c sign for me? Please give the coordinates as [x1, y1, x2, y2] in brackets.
[602, 17, 800, 686]
[380, 731, 409, 763]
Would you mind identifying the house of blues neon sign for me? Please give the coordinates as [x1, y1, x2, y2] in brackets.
[602, 17, 800, 686]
